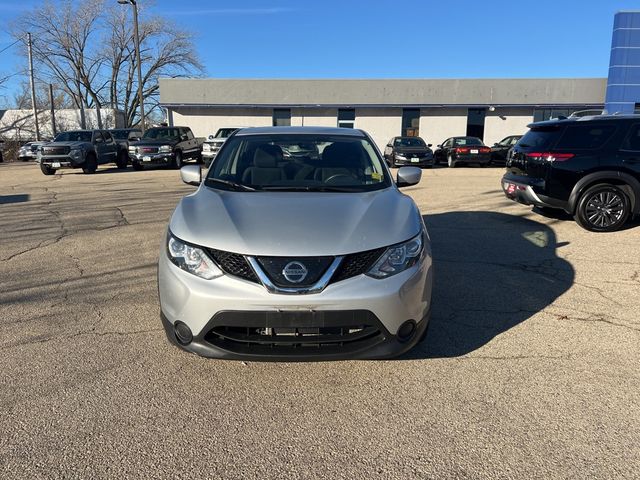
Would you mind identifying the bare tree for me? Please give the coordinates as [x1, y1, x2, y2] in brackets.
[11, 0, 204, 130]
[104, 5, 203, 127]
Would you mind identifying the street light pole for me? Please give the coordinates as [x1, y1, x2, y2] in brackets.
[118, 0, 145, 133]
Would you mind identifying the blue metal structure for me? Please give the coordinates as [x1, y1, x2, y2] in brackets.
[606, 11, 640, 114]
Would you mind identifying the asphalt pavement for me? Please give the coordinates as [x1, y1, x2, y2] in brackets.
[1, 162, 639, 479]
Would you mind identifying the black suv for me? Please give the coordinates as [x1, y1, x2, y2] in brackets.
[502, 115, 640, 232]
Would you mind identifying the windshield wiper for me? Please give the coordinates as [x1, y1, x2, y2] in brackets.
[205, 178, 256, 191]
[260, 185, 361, 192]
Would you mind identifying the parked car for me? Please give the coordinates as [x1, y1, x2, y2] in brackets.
[109, 128, 142, 149]
[38, 130, 128, 175]
[202, 127, 245, 167]
[490, 135, 522, 165]
[502, 115, 640, 232]
[129, 126, 203, 170]
[158, 126, 432, 360]
[434, 136, 491, 167]
[383, 136, 434, 168]
[18, 141, 47, 161]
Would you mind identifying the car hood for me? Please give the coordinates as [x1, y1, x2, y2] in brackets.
[395, 147, 432, 155]
[170, 187, 422, 256]
[131, 139, 178, 146]
[44, 141, 88, 148]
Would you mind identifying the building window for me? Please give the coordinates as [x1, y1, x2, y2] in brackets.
[338, 109, 355, 128]
[402, 109, 420, 136]
[533, 108, 575, 122]
[466, 108, 486, 139]
[273, 108, 291, 126]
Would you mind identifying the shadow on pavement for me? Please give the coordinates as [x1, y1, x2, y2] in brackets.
[404, 211, 575, 359]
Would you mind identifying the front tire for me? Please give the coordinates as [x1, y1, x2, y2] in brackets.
[132, 162, 144, 171]
[171, 151, 183, 169]
[40, 163, 55, 176]
[82, 154, 97, 174]
[116, 151, 128, 169]
[574, 184, 630, 232]
[447, 154, 457, 168]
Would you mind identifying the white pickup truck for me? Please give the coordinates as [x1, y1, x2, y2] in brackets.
[201, 127, 246, 167]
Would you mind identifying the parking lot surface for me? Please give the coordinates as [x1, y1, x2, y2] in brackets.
[1, 163, 639, 479]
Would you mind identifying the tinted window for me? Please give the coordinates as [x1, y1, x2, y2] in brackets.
[143, 128, 180, 140]
[518, 127, 563, 150]
[555, 125, 616, 149]
[110, 130, 129, 140]
[454, 137, 483, 146]
[394, 137, 426, 147]
[622, 123, 640, 150]
[54, 131, 92, 142]
[208, 134, 390, 192]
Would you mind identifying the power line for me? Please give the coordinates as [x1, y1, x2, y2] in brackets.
[0, 37, 24, 56]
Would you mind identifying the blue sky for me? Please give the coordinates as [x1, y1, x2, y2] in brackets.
[0, 0, 639, 106]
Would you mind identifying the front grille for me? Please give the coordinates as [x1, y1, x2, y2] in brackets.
[256, 256, 333, 288]
[331, 247, 386, 283]
[42, 146, 70, 155]
[206, 249, 258, 283]
[141, 147, 158, 154]
[203, 310, 386, 355]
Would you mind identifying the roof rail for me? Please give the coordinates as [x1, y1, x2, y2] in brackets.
[569, 109, 604, 118]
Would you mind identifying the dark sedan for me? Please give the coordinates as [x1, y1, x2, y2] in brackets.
[383, 136, 434, 168]
[434, 136, 491, 167]
[490, 135, 522, 165]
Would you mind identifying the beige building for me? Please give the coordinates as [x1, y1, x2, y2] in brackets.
[159, 78, 606, 150]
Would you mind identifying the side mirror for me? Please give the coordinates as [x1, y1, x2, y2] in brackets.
[436, 144, 442, 148]
[493, 143, 499, 147]
[181, 134, 188, 141]
[180, 165, 201, 186]
[396, 166, 422, 188]
[130, 136, 141, 142]
[427, 143, 432, 147]
[386, 143, 392, 147]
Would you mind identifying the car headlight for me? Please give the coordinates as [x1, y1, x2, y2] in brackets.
[367, 231, 424, 279]
[395, 154, 407, 160]
[128, 145, 136, 153]
[70, 148, 83, 160]
[203, 143, 211, 152]
[159, 145, 172, 153]
[167, 232, 223, 280]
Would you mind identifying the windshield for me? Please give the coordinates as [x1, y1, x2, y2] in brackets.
[454, 137, 483, 146]
[54, 131, 92, 142]
[394, 137, 426, 147]
[215, 128, 239, 138]
[111, 130, 134, 140]
[143, 128, 180, 141]
[207, 134, 391, 192]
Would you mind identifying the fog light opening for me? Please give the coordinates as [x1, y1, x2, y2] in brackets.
[397, 320, 416, 343]
[174, 321, 193, 345]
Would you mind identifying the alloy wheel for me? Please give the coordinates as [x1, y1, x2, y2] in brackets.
[584, 190, 625, 228]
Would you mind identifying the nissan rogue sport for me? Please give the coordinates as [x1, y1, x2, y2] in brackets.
[158, 127, 432, 360]
[502, 115, 640, 232]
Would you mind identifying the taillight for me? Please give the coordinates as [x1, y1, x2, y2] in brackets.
[479, 147, 491, 153]
[525, 152, 575, 162]
[455, 147, 469, 154]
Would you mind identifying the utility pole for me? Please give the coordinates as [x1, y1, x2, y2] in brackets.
[27, 33, 40, 141]
[118, 0, 145, 133]
[49, 83, 57, 137]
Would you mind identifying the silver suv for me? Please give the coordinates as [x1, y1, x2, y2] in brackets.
[158, 127, 433, 360]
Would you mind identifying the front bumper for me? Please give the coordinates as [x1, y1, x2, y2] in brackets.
[40, 155, 83, 168]
[394, 156, 434, 167]
[158, 245, 433, 360]
[130, 152, 174, 165]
